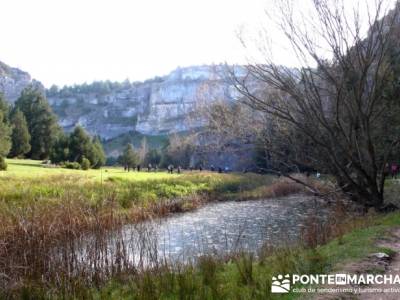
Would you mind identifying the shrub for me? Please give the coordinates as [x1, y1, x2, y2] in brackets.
[64, 161, 81, 170]
[81, 157, 91, 170]
[0, 156, 7, 171]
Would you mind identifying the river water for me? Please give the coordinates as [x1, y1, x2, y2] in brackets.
[119, 195, 330, 264]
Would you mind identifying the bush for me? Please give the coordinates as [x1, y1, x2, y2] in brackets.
[0, 156, 7, 171]
[81, 157, 91, 170]
[64, 161, 81, 170]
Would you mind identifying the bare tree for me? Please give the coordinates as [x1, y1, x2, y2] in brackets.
[232, 0, 400, 208]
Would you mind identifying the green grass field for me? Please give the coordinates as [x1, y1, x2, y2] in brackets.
[0, 158, 281, 212]
[3, 158, 177, 181]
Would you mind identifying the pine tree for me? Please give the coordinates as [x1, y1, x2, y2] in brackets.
[90, 136, 106, 169]
[0, 110, 11, 157]
[121, 144, 139, 171]
[0, 93, 9, 121]
[50, 133, 70, 164]
[9, 109, 31, 157]
[14, 86, 59, 159]
[68, 126, 92, 163]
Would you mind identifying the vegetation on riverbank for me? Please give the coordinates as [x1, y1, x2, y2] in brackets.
[0, 159, 318, 298]
[2, 159, 399, 299]
[4, 195, 398, 299]
[89, 213, 399, 300]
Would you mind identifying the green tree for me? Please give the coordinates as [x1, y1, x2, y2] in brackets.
[0, 94, 12, 166]
[0, 156, 7, 171]
[87, 136, 106, 169]
[0, 93, 10, 122]
[81, 156, 91, 170]
[0, 111, 11, 157]
[145, 149, 161, 165]
[14, 87, 59, 159]
[9, 109, 31, 157]
[120, 144, 139, 171]
[50, 133, 70, 164]
[68, 126, 92, 163]
[50, 127, 106, 168]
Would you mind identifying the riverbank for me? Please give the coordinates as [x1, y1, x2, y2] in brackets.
[91, 210, 400, 300]
[2, 159, 394, 299]
[0, 159, 324, 298]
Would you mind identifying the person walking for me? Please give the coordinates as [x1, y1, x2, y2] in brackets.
[168, 164, 174, 174]
[391, 163, 398, 179]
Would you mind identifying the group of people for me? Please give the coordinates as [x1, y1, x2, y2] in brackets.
[125, 164, 159, 172]
[165, 164, 230, 174]
[167, 165, 182, 174]
[210, 165, 230, 173]
[125, 163, 231, 174]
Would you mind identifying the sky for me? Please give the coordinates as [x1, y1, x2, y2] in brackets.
[0, 0, 397, 87]
[1, 0, 268, 87]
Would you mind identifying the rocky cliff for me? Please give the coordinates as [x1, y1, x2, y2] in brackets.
[0, 61, 42, 102]
[0, 61, 243, 140]
[46, 65, 241, 139]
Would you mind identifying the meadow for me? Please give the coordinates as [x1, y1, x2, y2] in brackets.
[0, 159, 304, 299]
[2, 159, 397, 299]
[1, 159, 285, 213]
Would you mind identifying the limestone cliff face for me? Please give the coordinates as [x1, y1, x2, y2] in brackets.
[0, 61, 42, 102]
[47, 65, 241, 139]
[0, 61, 242, 139]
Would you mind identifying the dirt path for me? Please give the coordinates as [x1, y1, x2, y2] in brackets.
[308, 228, 400, 300]
[357, 228, 400, 300]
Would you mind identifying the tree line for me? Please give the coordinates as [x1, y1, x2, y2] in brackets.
[115, 135, 193, 172]
[0, 86, 105, 170]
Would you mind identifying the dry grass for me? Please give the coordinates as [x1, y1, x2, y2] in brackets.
[1, 160, 346, 298]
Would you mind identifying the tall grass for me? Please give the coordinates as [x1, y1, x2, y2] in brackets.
[0, 162, 343, 298]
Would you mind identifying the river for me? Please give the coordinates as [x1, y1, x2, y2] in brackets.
[116, 195, 330, 265]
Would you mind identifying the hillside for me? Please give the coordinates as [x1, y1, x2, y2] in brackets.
[0, 62, 243, 142]
[46, 65, 241, 139]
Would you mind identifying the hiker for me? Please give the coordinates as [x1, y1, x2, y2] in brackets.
[177, 166, 181, 174]
[391, 163, 398, 179]
[147, 163, 152, 172]
[199, 165, 203, 172]
[137, 165, 141, 172]
[168, 164, 174, 174]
